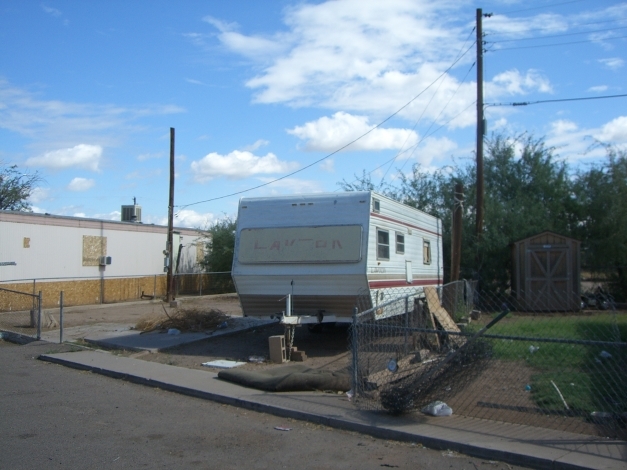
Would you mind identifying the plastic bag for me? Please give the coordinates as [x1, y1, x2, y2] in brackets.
[421, 400, 453, 416]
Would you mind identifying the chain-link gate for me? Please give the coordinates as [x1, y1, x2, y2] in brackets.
[350, 281, 627, 439]
[0, 287, 42, 341]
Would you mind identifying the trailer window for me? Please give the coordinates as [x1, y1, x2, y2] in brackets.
[377, 229, 390, 260]
[372, 198, 381, 213]
[423, 239, 432, 265]
[396, 232, 405, 254]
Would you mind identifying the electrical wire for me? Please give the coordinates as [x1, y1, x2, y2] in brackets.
[488, 18, 627, 38]
[499, 0, 589, 15]
[486, 93, 627, 107]
[177, 42, 477, 211]
[491, 34, 627, 50]
[489, 25, 627, 43]
[379, 28, 478, 183]
[341, 99, 476, 189]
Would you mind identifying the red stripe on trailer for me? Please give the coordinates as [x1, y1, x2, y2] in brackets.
[370, 212, 441, 237]
[368, 279, 440, 288]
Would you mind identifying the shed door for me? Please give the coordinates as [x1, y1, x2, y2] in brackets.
[525, 245, 571, 310]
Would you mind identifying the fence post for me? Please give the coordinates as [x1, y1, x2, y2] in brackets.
[37, 291, 42, 340]
[351, 306, 359, 399]
[59, 291, 64, 344]
[404, 295, 409, 354]
[199, 273, 202, 297]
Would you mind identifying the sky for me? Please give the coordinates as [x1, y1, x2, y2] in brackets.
[1, 0, 626, 228]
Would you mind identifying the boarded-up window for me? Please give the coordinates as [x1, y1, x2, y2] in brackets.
[196, 242, 206, 263]
[83, 235, 107, 266]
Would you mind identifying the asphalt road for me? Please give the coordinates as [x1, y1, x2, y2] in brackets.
[0, 340, 530, 470]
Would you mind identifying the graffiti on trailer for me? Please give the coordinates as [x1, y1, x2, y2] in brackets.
[239, 225, 362, 264]
[253, 238, 344, 251]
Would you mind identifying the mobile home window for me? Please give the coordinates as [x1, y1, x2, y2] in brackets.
[423, 239, 432, 265]
[377, 229, 390, 260]
[396, 232, 405, 254]
[372, 198, 381, 213]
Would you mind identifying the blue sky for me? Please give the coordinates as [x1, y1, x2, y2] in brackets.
[1, 0, 626, 228]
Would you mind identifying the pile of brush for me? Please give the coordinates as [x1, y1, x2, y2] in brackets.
[136, 306, 230, 333]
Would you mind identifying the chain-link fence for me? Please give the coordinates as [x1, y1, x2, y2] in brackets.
[174, 272, 235, 297]
[350, 281, 627, 439]
[0, 286, 42, 340]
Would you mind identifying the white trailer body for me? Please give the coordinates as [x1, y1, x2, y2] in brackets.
[231, 191, 442, 323]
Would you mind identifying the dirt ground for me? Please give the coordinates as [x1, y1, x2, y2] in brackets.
[56, 294, 353, 374]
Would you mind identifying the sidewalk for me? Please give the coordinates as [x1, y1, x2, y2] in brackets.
[40, 350, 626, 470]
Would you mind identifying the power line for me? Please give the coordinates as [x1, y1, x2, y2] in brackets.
[177, 43, 477, 211]
[486, 93, 627, 107]
[492, 34, 627, 51]
[499, 0, 588, 15]
[488, 18, 627, 38]
[489, 25, 627, 43]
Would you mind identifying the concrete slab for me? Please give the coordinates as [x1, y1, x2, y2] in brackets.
[41, 317, 278, 352]
[40, 350, 627, 470]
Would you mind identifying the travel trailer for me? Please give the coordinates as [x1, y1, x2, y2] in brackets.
[231, 191, 442, 324]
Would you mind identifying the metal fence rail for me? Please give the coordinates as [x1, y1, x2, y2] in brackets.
[0, 287, 42, 340]
[350, 281, 627, 439]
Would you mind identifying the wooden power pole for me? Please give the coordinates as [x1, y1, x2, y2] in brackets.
[166, 127, 175, 303]
[451, 182, 464, 282]
[475, 8, 485, 240]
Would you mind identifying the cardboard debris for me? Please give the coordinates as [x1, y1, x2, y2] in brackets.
[202, 360, 245, 369]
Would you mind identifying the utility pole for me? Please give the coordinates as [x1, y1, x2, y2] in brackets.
[451, 182, 464, 282]
[166, 127, 175, 303]
[475, 8, 485, 241]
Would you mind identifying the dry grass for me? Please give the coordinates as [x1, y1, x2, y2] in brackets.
[135, 306, 230, 333]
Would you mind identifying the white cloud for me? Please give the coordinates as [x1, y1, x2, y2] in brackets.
[67, 177, 95, 191]
[41, 4, 62, 17]
[487, 13, 568, 38]
[26, 144, 103, 171]
[488, 69, 553, 96]
[319, 159, 334, 173]
[288, 112, 419, 151]
[185, 78, 204, 85]
[241, 139, 269, 152]
[0, 78, 184, 150]
[190, 150, 298, 182]
[598, 58, 624, 70]
[205, 1, 466, 107]
[255, 177, 324, 195]
[203, 16, 287, 60]
[594, 116, 627, 144]
[27, 187, 49, 204]
[199, 1, 555, 130]
[413, 136, 458, 167]
[588, 85, 608, 93]
[174, 209, 216, 229]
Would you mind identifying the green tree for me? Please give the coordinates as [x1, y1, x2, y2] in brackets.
[0, 163, 42, 211]
[201, 217, 237, 273]
[340, 134, 577, 292]
[573, 146, 627, 300]
[200, 216, 237, 294]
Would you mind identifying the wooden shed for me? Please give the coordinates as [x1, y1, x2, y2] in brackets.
[511, 231, 581, 312]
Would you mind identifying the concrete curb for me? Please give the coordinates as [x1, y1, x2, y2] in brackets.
[39, 351, 625, 470]
[82, 318, 279, 353]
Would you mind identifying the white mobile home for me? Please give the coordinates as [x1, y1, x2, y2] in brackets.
[231, 191, 442, 323]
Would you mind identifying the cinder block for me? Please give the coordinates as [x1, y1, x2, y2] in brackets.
[291, 350, 307, 362]
[269, 335, 286, 363]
